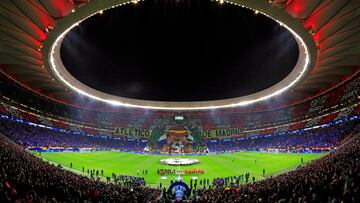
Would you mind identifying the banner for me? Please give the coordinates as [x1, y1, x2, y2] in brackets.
[114, 127, 242, 138]
[113, 127, 151, 137]
[201, 128, 242, 138]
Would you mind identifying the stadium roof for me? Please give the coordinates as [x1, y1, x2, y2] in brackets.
[0, 0, 359, 112]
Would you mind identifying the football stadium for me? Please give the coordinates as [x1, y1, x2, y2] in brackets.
[0, 0, 359, 202]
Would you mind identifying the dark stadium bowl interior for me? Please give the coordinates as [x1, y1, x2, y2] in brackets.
[60, 0, 299, 102]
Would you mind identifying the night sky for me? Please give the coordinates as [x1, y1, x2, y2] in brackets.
[61, 0, 299, 102]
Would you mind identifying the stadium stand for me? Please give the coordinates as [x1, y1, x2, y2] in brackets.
[192, 131, 360, 203]
[0, 0, 360, 202]
[0, 134, 159, 202]
[0, 122, 359, 202]
[0, 119, 147, 151]
[0, 50, 359, 203]
[205, 120, 358, 152]
[1, 73, 359, 134]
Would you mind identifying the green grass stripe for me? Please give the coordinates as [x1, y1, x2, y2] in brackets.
[40, 151, 322, 187]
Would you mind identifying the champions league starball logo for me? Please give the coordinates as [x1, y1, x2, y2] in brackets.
[169, 181, 190, 200]
[160, 158, 199, 166]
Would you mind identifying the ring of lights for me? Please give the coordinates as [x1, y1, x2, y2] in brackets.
[160, 158, 199, 166]
[43, 0, 317, 110]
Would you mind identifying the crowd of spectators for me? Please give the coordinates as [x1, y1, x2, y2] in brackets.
[0, 119, 147, 151]
[205, 120, 358, 152]
[1, 72, 359, 132]
[187, 174, 258, 190]
[191, 131, 360, 203]
[0, 118, 359, 202]
[117, 175, 146, 188]
[0, 134, 160, 202]
[1, 115, 358, 154]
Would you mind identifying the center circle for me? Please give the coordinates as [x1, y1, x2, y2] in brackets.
[160, 158, 200, 166]
[60, 0, 299, 102]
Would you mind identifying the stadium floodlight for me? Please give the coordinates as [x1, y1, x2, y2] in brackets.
[45, 0, 317, 110]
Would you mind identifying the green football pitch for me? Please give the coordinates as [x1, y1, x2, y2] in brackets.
[40, 151, 322, 187]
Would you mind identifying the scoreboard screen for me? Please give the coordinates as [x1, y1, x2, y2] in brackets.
[174, 116, 184, 121]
